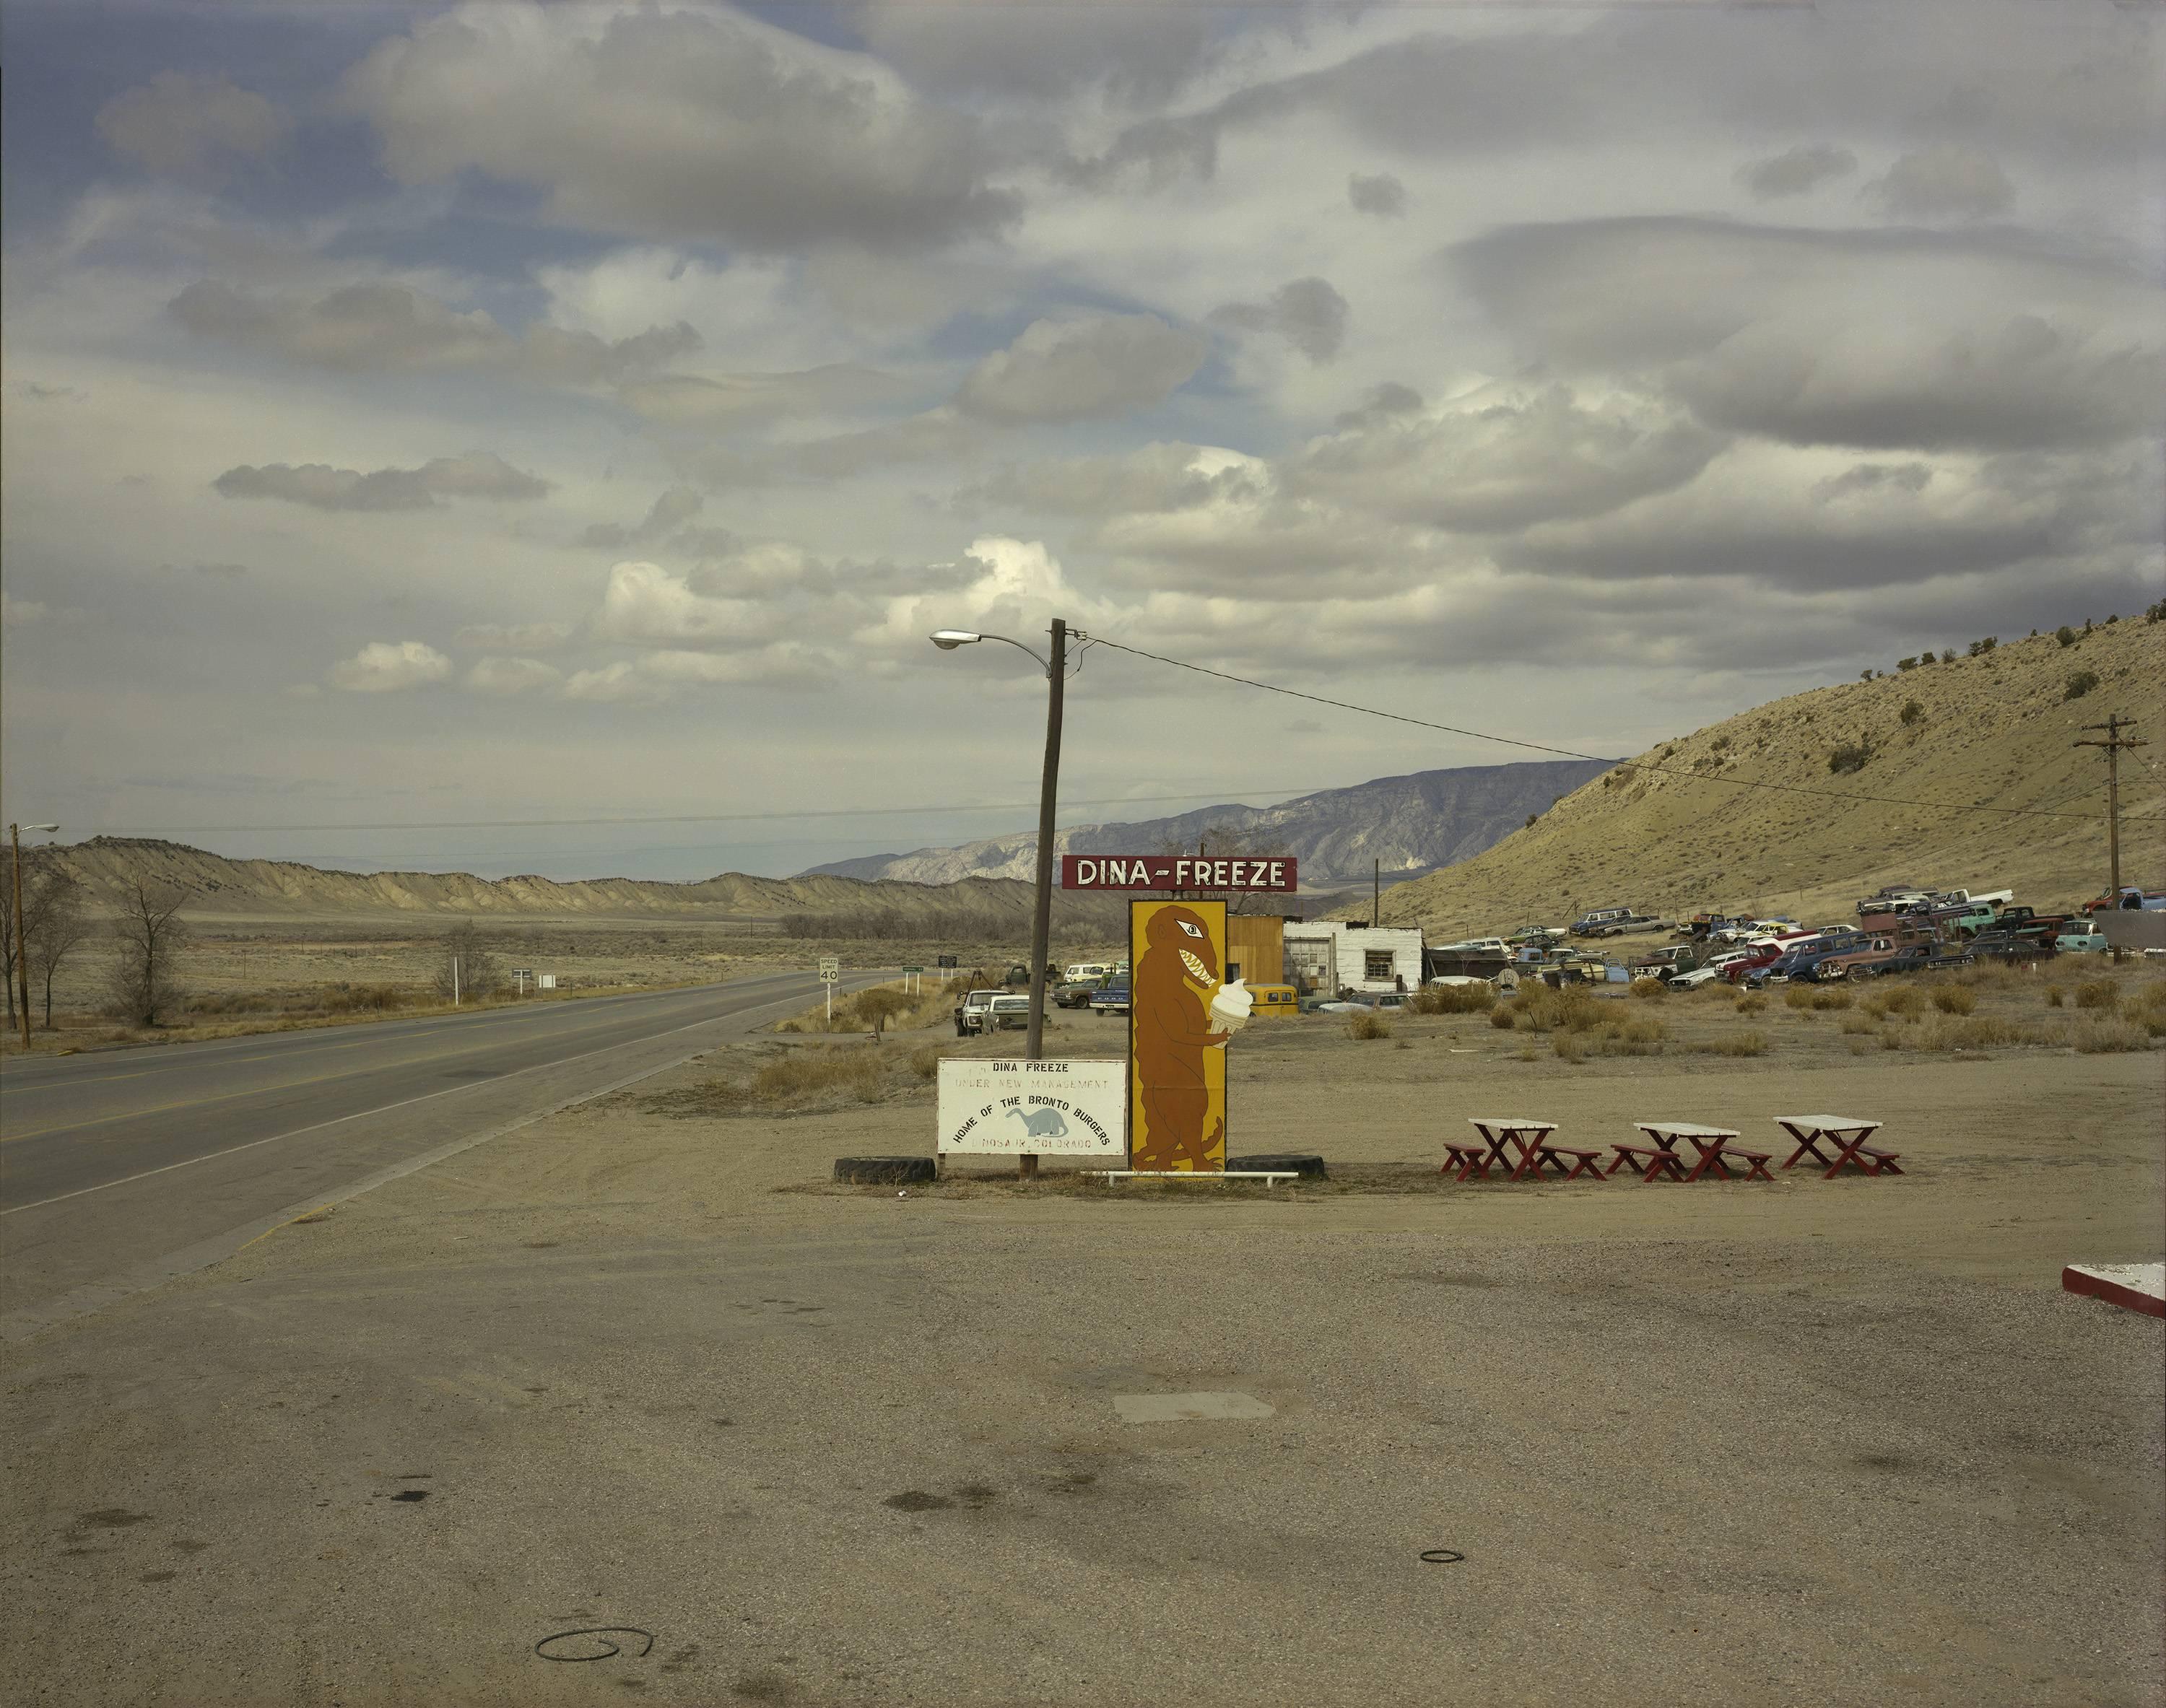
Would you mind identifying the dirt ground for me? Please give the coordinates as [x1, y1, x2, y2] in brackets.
[2, 979, 2159, 1705]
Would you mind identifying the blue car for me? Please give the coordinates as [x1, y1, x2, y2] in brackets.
[1089, 982, 1131, 1015]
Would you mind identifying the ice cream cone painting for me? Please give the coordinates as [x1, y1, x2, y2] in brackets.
[1128, 899, 1232, 1172]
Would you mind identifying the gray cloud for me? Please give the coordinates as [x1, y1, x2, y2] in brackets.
[1209, 277, 1349, 364]
[1347, 172, 1407, 217]
[342, 5, 1018, 251]
[214, 451, 552, 511]
[955, 314, 1206, 423]
[617, 365, 900, 429]
[1455, 217, 2165, 451]
[328, 640, 451, 692]
[1813, 462, 1933, 502]
[170, 280, 699, 385]
[1737, 144, 1856, 199]
[1863, 146, 2015, 221]
[969, 443, 1252, 518]
[581, 487, 705, 550]
[1334, 382, 1425, 432]
[95, 72, 287, 183]
[854, 0, 1227, 107]
[1289, 385, 1728, 532]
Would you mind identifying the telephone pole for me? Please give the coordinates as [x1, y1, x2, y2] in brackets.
[2074, 715, 2147, 899]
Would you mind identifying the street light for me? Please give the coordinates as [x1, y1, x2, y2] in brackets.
[9, 822, 59, 1050]
[929, 620, 1070, 1177]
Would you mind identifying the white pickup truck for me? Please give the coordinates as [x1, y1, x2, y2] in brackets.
[954, 989, 1030, 1037]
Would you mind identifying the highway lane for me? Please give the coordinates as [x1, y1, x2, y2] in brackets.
[0, 968, 888, 1334]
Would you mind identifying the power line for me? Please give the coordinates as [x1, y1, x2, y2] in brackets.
[1078, 634, 2166, 824]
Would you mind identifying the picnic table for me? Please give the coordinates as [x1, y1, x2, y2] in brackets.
[1447, 1119, 1604, 1183]
[1624, 1121, 1770, 1182]
[1773, 1115, 1901, 1180]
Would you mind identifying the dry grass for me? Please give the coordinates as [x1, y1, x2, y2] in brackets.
[1347, 1011, 1393, 1040]
[2069, 1016, 2152, 1054]
[1701, 1030, 1767, 1057]
[1931, 985, 1977, 1015]
[1734, 993, 1767, 1016]
[2074, 979, 2118, 1011]
[1410, 982, 1495, 1014]
[1783, 985, 1854, 1012]
[1866, 984, 1926, 1019]
[1628, 977, 1667, 999]
[778, 975, 972, 1035]
[1839, 1012, 1879, 1035]
[2044, 984, 2065, 1008]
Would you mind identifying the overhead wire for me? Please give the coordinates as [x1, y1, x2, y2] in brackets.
[1074, 632, 2165, 823]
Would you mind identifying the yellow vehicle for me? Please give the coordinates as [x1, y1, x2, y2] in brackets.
[1245, 982, 1299, 1018]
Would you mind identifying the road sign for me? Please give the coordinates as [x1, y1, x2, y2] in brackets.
[1061, 854, 1297, 892]
[818, 956, 840, 983]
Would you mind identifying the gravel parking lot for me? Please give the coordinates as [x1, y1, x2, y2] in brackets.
[2, 1016, 2158, 1706]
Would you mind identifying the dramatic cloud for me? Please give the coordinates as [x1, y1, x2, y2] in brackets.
[1863, 146, 2016, 221]
[95, 72, 287, 182]
[591, 561, 785, 649]
[342, 4, 1019, 250]
[1210, 279, 1350, 364]
[1347, 172, 1407, 217]
[329, 640, 452, 692]
[955, 315, 1206, 423]
[1455, 218, 2165, 450]
[1737, 144, 1856, 199]
[170, 282, 700, 385]
[214, 453, 552, 511]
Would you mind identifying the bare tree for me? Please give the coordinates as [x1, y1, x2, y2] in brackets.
[4, 849, 77, 1029]
[435, 920, 501, 1000]
[28, 868, 90, 1028]
[109, 880, 192, 1027]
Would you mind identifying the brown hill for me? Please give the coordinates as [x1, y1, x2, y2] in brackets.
[1368, 618, 2165, 938]
[43, 837, 1123, 933]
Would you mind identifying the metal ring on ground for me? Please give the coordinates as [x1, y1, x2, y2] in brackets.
[535, 1627, 656, 1662]
[1419, 1548, 1466, 1564]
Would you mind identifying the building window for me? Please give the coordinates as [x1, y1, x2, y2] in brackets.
[1226, 961, 1242, 981]
[1364, 950, 1393, 980]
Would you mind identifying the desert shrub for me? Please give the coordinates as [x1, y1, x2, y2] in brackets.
[1783, 985, 1853, 1012]
[1897, 656, 1918, 671]
[2132, 983, 2166, 1037]
[1922, 1016, 2031, 1052]
[1505, 985, 1602, 1033]
[1414, 982, 1495, 1015]
[908, 1045, 947, 1080]
[2056, 624, 2077, 647]
[1711, 734, 1731, 751]
[2068, 1018, 2150, 1054]
[1967, 636, 1997, 656]
[1827, 736, 1876, 775]
[2064, 669, 2100, 701]
[748, 1047, 888, 1105]
[1875, 985, 1925, 1018]
[1629, 977, 1666, 999]
[1348, 1011, 1393, 1040]
[2043, 984, 2065, 1008]
[1931, 985, 1975, 1015]
[1552, 1031, 1586, 1062]
[1899, 700, 1924, 726]
[1781, 985, 1814, 1011]
[1734, 992, 1767, 1015]
[1839, 1012, 1878, 1034]
[1880, 1027, 1902, 1050]
[2074, 979, 2118, 1011]
[1489, 1006, 1517, 1030]
[1702, 1031, 1767, 1057]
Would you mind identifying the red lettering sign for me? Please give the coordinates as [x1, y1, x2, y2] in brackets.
[1060, 854, 1298, 892]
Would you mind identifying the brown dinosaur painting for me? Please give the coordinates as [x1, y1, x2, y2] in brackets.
[1130, 901, 1227, 1170]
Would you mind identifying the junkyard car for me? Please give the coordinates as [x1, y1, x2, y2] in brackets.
[2054, 927, 2108, 952]
[1089, 981, 1131, 1014]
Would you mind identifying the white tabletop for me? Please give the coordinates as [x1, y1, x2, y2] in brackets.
[1635, 1122, 1739, 1138]
[1774, 1115, 1882, 1130]
[1469, 1117, 1557, 1130]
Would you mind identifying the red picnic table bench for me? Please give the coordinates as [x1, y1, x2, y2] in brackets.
[1610, 1122, 1775, 1183]
[1773, 1115, 1902, 1180]
[1445, 1119, 1605, 1183]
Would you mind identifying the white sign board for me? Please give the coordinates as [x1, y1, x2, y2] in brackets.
[818, 956, 840, 983]
[938, 1058, 1126, 1155]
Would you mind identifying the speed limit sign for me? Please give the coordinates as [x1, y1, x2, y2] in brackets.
[818, 956, 840, 983]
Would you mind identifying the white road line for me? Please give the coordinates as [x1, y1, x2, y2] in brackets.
[0, 977, 856, 1217]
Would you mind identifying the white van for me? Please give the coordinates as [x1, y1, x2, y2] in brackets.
[1064, 963, 1113, 982]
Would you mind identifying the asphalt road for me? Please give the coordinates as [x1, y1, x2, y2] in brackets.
[0, 969, 884, 1336]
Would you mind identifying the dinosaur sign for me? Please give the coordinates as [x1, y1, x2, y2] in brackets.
[936, 1058, 1126, 1155]
[1128, 899, 1244, 1172]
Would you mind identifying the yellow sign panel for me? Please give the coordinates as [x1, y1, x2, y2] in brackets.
[1128, 899, 1229, 1172]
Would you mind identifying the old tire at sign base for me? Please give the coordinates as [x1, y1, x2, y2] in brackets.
[832, 1156, 936, 1185]
[1227, 1153, 1329, 1180]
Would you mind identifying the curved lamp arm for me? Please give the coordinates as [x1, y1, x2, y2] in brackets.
[927, 629, 1051, 676]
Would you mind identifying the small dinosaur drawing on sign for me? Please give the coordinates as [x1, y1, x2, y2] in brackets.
[1007, 1107, 1070, 1139]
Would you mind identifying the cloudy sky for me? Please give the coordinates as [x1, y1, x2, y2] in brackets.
[2, 0, 2160, 880]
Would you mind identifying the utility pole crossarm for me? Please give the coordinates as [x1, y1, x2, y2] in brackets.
[2073, 715, 2146, 899]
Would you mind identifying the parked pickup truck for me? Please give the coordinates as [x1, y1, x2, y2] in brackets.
[953, 988, 1029, 1036]
[1967, 931, 2056, 965]
[1089, 981, 1131, 1015]
[1627, 944, 1699, 980]
[1794, 936, 1910, 982]
[1870, 944, 1975, 978]
[2054, 927, 2108, 953]
[2086, 886, 2166, 913]
[1053, 977, 1105, 1009]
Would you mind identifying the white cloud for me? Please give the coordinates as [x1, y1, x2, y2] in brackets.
[591, 561, 784, 649]
[95, 72, 287, 183]
[454, 622, 574, 652]
[329, 640, 453, 692]
[955, 314, 1206, 423]
[214, 452, 552, 511]
[465, 656, 563, 695]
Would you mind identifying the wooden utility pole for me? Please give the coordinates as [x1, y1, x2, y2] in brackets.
[10, 824, 28, 1050]
[2074, 715, 2147, 899]
[1020, 617, 1067, 1180]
